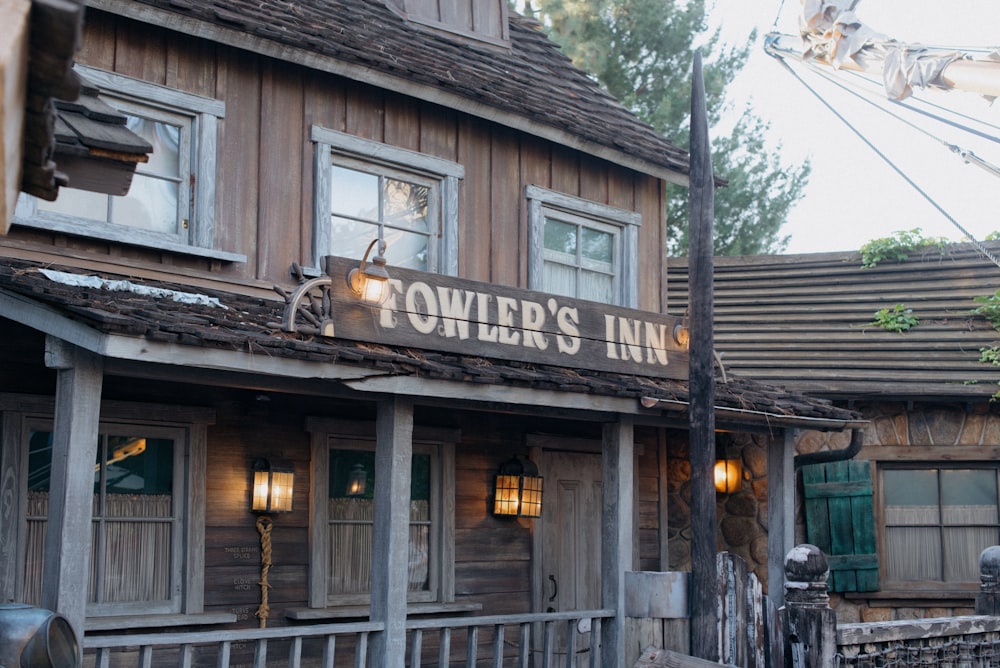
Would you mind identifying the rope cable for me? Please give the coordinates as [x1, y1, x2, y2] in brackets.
[773, 56, 1000, 269]
[804, 64, 1000, 179]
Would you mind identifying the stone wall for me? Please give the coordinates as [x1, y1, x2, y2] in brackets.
[797, 401, 999, 624]
[665, 429, 774, 588]
[664, 401, 1000, 623]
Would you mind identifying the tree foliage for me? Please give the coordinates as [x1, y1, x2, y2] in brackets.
[521, 0, 809, 256]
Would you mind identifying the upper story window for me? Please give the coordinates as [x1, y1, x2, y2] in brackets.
[526, 185, 640, 307]
[311, 127, 463, 276]
[1, 399, 212, 622]
[15, 66, 243, 263]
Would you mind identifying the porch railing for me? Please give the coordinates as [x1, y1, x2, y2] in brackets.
[83, 609, 614, 668]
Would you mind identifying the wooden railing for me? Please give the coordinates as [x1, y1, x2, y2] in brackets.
[83, 609, 614, 667]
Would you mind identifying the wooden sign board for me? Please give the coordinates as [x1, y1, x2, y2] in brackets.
[291, 256, 689, 381]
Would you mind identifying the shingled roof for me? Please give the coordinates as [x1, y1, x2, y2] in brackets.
[0, 259, 859, 427]
[667, 243, 1000, 400]
[90, 0, 690, 180]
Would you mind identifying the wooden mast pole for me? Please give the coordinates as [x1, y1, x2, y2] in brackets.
[688, 50, 719, 662]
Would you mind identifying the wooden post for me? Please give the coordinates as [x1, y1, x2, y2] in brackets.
[781, 544, 836, 668]
[601, 418, 634, 666]
[687, 50, 719, 661]
[370, 397, 413, 668]
[975, 545, 1000, 616]
[40, 337, 103, 659]
[767, 430, 797, 608]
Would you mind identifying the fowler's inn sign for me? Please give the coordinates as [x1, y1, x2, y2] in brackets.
[280, 256, 689, 380]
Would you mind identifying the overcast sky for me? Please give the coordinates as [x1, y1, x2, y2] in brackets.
[706, 0, 1000, 254]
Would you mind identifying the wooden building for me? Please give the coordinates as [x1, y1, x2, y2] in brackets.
[669, 244, 1000, 624]
[0, 0, 859, 665]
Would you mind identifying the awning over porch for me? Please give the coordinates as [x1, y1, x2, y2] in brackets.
[0, 259, 862, 430]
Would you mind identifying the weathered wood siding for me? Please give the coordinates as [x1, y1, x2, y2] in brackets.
[1, 9, 669, 311]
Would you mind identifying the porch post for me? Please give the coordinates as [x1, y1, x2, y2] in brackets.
[767, 429, 796, 607]
[40, 337, 103, 658]
[601, 418, 634, 666]
[370, 397, 413, 668]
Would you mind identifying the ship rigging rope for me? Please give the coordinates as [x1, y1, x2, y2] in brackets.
[772, 55, 1000, 270]
[804, 63, 1000, 180]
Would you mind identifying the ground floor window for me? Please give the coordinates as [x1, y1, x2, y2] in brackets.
[1, 397, 210, 619]
[882, 465, 1000, 586]
[307, 418, 457, 609]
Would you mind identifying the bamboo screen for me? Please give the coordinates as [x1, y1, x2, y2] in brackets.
[23, 431, 176, 608]
[24, 492, 172, 605]
[327, 447, 432, 599]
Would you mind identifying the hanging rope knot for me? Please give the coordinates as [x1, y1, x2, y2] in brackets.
[255, 514, 274, 628]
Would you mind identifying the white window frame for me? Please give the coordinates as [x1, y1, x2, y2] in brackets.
[14, 65, 243, 263]
[526, 185, 640, 307]
[306, 418, 457, 610]
[311, 126, 463, 276]
[0, 396, 211, 623]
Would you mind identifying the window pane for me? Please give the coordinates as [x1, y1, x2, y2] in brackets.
[93, 436, 175, 605]
[24, 431, 55, 606]
[328, 449, 432, 598]
[544, 218, 577, 255]
[131, 116, 179, 177]
[580, 226, 613, 264]
[331, 166, 379, 221]
[384, 179, 429, 234]
[884, 469, 938, 510]
[941, 469, 998, 523]
[579, 270, 614, 304]
[384, 229, 428, 270]
[886, 526, 941, 581]
[543, 261, 576, 299]
[110, 173, 178, 234]
[36, 188, 109, 221]
[329, 216, 380, 259]
[944, 526, 997, 581]
[36, 114, 182, 235]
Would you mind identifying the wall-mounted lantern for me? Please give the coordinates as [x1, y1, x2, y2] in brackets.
[347, 238, 390, 305]
[493, 456, 543, 518]
[251, 458, 295, 514]
[714, 457, 743, 494]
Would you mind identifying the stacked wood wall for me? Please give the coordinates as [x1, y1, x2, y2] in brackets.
[0, 9, 669, 312]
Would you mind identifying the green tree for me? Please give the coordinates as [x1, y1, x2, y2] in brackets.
[522, 0, 808, 256]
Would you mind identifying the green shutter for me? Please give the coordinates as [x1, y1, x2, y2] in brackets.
[801, 460, 879, 593]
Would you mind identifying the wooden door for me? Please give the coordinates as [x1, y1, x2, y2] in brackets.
[539, 448, 602, 649]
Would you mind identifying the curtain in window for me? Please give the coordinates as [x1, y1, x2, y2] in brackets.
[327, 498, 430, 596]
[884, 468, 1000, 583]
[23, 492, 171, 604]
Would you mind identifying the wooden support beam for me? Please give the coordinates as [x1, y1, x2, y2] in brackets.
[601, 418, 634, 666]
[687, 51, 719, 661]
[370, 397, 413, 668]
[767, 429, 796, 608]
[40, 336, 103, 653]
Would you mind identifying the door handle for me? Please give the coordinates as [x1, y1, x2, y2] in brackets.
[547, 574, 558, 602]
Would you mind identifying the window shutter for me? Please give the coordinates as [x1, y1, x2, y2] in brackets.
[801, 460, 879, 592]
